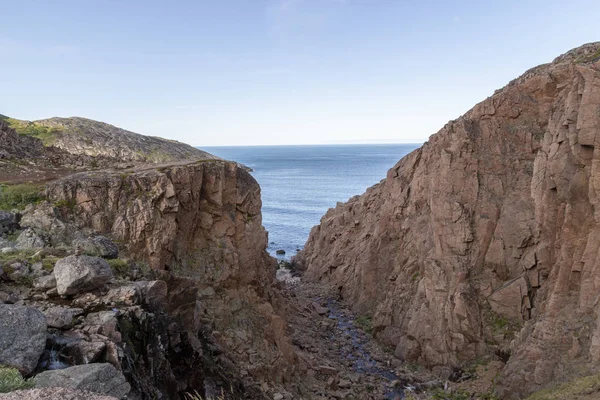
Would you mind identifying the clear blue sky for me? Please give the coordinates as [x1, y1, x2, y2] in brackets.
[1, 0, 598, 146]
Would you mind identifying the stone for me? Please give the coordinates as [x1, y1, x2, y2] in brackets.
[338, 379, 352, 389]
[0, 211, 18, 235]
[276, 249, 286, 255]
[312, 302, 329, 316]
[63, 340, 106, 365]
[72, 236, 118, 259]
[33, 274, 57, 291]
[44, 306, 82, 329]
[54, 255, 113, 296]
[318, 365, 338, 375]
[15, 228, 46, 250]
[0, 304, 47, 375]
[34, 363, 130, 399]
[0, 387, 119, 400]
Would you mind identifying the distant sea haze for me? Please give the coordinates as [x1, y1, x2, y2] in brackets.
[202, 144, 419, 258]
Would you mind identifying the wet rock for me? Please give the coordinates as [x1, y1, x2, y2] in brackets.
[0, 304, 47, 375]
[54, 255, 113, 296]
[34, 363, 130, 399]
[63, 340, 106, 365]
[72, 236, 118, 259]
[276, 249, 286, 255]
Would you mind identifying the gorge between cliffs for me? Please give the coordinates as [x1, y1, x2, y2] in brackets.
[1, 42, 600, 400]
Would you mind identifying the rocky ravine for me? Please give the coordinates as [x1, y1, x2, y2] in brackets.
[296, 42, 600, 398]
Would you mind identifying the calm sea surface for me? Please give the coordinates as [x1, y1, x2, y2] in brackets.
[201, 144, 419, 259]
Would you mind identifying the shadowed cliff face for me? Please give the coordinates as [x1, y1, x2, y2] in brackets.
[44, 160, 298, 392]
[295, 42, 600, 398]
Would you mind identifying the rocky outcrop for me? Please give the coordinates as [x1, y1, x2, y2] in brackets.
[295, 42, 600, 398]
[34, 363, 130, 399]
[16, 116, 218, 163]
[0, 305, 47, 375]
[44, 159, 297, 396]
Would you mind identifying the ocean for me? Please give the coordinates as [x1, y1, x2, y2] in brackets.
[202, 144, 420, 259]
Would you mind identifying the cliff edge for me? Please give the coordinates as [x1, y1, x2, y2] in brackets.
[295, 42, 600, 398]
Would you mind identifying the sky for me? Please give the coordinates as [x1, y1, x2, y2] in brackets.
[1, 1, 599, 146]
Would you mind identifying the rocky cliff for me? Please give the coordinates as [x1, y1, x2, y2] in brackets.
[295, 42, 600, 398]
[40, 160, 298, 395]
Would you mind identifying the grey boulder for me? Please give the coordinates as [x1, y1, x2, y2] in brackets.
[54, 255, 113, 296]
[34, 363, 130, 399]
[72, 236, 118, 259]
[15, 228, 46, 250]
[0, 304, 47, 375]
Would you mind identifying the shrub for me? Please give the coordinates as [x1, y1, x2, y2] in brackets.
[354, 315, 373, 334]
[0, 183, 44, 211]
[0, 366, 32, 393]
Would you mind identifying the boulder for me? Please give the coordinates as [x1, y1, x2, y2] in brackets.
[0, 387, 118, 400]
[54, 256, 113, 296]
[33, 274, 57, 291]
[15, 228, 46, 250]
[0, 304, 47, 375]
[34, 363, 130, 399]
[0, 211, 18, 235]
[72, 236, 118, 259]
[44, 306, 83, 329]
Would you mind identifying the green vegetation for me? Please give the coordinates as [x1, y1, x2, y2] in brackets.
[354, 315, 373, 334]
[0, 366, 33, 393]
[53, 198, 77, 211]
[411, 271, 421, 282]
[432, 388, 471, 400]
[576, 48, 600, 64]
[0, 116, 62, 146]
[108, 258, 130, 276]
[0, 183, 44, 211]
[524, 374, 600, 400]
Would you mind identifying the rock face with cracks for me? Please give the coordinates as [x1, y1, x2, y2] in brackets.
[45, 159, 298, 391]
[295, 42, 600, 398]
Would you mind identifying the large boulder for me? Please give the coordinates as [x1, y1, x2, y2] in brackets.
[72, 236, 118, 259]
[34, 363, 130, 399]
[0, 304, 47, 375]
[54, 255, 113, 296]
[0, 387, 119, 400]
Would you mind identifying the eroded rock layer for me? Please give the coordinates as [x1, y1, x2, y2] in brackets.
[295, 42, 600, 398]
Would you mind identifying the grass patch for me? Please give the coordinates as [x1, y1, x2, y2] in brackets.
[525, 374, 600, 400]
[108, 258, 130, 276]
[0, 183, 44, 211]
[0, 365, 33, 393]
[575, 48, 600, 64]
[53, 198, 77, 211]
[1, 117, 62, 146]
[354, 315, 373, 334]
[432, 388, 471, 400]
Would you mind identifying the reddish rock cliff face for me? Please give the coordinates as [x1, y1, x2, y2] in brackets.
[45, 160, 298, 391]
[295, 43, 600, 398]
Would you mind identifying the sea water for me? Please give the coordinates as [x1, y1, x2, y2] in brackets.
[202, 144, 419, 259]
